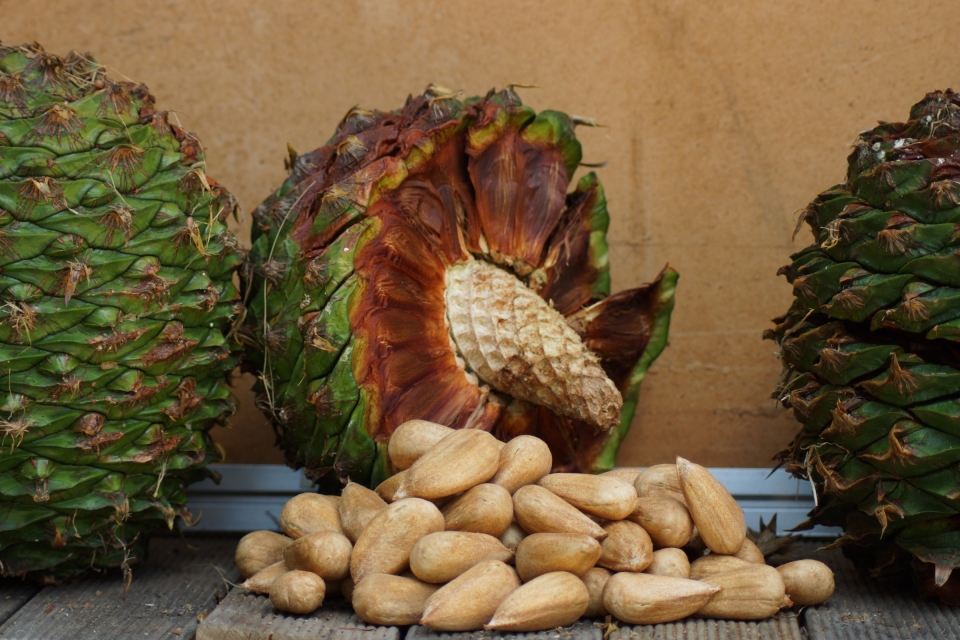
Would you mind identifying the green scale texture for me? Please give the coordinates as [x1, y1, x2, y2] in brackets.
[0, 43, 242, 582]
[769, 90, 960, 591]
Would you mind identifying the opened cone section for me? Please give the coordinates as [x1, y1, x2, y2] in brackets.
[243, 85, 677, 488]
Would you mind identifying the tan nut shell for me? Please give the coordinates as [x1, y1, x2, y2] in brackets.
[689, 554, 750, 580]
[490, 436, 552, 494]
[269, 570, 325, 614]
[352, 573, 440, 625]
[627, 496, 693, 548]
[537, 473, 637, 520]
[420, 560, 520, 631]
[376, 470, 407, 502]
[601, 468, 643, 485]
[235, 530, 293, 578]
[581, 567, 612, 617]
[513, 485, 607, 539]
[734, 538, 766, 564]
[515, 533, 601, 582]
[676, 457, 746, 555]
[777, 559, 835, 606]
[340, 482, 388, 543]
[283, 531, 353, 581]
[499, 522, 527, 552]
[598, 520, 653, 572]
[280, 493, 344, 539]
[389, 420, 454, 471]
[644, 548, 691, 579]
[442, 483, 514, 537]
[242, 560, 288, 594]
[410, 531, 514, 583]
[350, 498, 445, 584]
[697, 564, 789, 620]
[603, 572, 719, 625]
[634, 464, 685, 504]
[395, 429, 501, 500]
[485, 571, 589, 631]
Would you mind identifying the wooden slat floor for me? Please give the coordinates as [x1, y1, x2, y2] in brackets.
[1, 537, 959, 639]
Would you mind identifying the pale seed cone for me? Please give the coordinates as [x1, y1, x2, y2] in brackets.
[388, 420, 454, 470]
[485, 571, 589, 631]
[410, 531, 514, 583]
[603, 572, 719, 625]
[441, 483, 513, 536]
[512, 485, 607, 539]
[491, 435, 552, 494]
[676, 457, 746, 555]
[352, 573, 440, 626]
[340, 482, 388, 542]
[697, 564, 790, 620]
[280, 493, 344, 539]
[350, 498, 445, 584]
[515, 533, 601, 581]
[395, 429, 500, 500]
[235, 530, 293, 578]
[420, 560, 520, 631]
[776, 559, 835, 606]
[446, 259, 622, 431]
[269, 570, 325, 615]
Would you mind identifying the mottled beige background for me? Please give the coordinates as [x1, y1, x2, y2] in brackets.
[4, 0, 959, 467]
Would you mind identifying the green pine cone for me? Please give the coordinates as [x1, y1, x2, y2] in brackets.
[769, 90, 960, 600]
[0, 43, 242, 582]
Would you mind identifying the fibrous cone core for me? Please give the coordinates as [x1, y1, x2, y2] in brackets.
[445, 259, 622, 432]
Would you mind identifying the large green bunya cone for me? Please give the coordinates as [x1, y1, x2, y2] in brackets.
[769, 90, 960, 603]
[0, 43, 242, 583]
[243, 86, 677, 492]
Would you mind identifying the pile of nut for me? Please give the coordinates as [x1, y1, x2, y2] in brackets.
[234, 420, 834, 630]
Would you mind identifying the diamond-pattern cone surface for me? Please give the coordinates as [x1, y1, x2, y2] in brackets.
[770, 90, 960, 598]
[0, 43, 242, 582]
[243, 87, 677, 488]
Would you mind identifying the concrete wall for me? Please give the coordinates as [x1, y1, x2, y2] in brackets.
[5, 0, 959, 467]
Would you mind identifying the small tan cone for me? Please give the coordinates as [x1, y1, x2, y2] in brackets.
[513, 485, 607, 539]
[388, 420, 454, 470]
[410, 531, 513, 583]
[269, 570, 325, 614]
[420, 560, 520, 631]
[634, 464, 686, 504]
[644, 548, 691, 579]
[340, 482, 388, 543]
[598, 520, 653, 572]
[280, 493, 344, 539]
[491, 435, 552, 494]
[581, 567, 612, 617]
[283, 531, 353, 581]
[689, 554, 750, 580]
[697, 564, 789, 620]
[676, 457, 745, 555]
[515, 533, 601, 582]
[396, 429, 501, 500]
[777, 560, 835, 606]
[485, 571, 589, 631]
[603, 572, 718, 625]
[352, 573, 440, 625]
[242, 560, 288, 594]
[442, 483, 513, 537]
[235, 530, 293, 578]
[351, 498, 445, 584]
[537, 473, 637, 520]
[626, 496, 693, 548]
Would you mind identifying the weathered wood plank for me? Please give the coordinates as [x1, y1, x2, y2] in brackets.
[0, 535, 240, 640]
[406, 611, 801, 640]
[795, 544, 960, 640]
[197, 589, 400, 640]
[0, 581, 39, 626]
